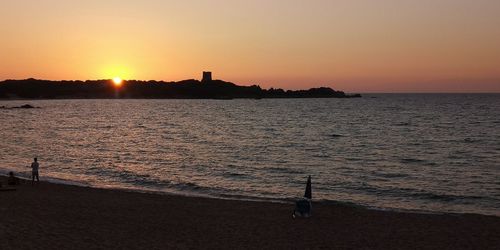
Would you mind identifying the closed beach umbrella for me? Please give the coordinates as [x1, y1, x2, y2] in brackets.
[304, 175, 312, 199]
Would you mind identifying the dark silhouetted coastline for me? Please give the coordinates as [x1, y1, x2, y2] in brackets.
[0, 78, 361, 99]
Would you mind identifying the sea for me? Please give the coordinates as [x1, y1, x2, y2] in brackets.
[1, 94, 499, 216]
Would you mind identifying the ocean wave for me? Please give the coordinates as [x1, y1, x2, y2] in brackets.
[222, 172, 250, 179]
[400, 158, 425, 164]
[312, 153, 331, 158]
[266, 167, 305, 175]
[356, 184, 488, 203]
[394, 122, 410, 126]
[372, 171, 409, 178]
[463, 138, 480, 143]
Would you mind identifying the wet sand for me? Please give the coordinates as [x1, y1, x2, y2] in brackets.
[1, 177, 499, 249]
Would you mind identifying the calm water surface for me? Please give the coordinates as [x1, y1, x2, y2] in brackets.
[1, 94, 499, 216]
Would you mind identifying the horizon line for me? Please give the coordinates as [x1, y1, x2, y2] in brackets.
[1, 77, 499, 94]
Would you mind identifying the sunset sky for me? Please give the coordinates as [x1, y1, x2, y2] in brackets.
[1, 0, 499, 92]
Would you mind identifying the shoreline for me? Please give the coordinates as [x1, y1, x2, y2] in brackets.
[1, 176, 499, 249]
[1, 172, 497, 218]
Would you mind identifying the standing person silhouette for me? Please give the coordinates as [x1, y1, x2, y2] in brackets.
[31, 157, 39, 185]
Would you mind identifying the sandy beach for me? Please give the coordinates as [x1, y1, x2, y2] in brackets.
[1, 177, 499, 250]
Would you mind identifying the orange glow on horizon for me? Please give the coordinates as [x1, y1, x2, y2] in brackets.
[0, 1, 499, 92]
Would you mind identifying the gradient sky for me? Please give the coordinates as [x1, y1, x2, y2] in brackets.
[1, 0, 499, 92]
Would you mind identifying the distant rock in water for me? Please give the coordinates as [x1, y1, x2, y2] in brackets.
[0, 104, 38, 109]
[19, 104, 36, 108]
[0, 75, 362, 99]
[330, 134, 344, 138]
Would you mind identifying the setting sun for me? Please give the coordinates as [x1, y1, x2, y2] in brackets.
[112, 77, 123, 87]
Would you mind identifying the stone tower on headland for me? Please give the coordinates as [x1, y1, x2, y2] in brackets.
[202, 71, 212, 83]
